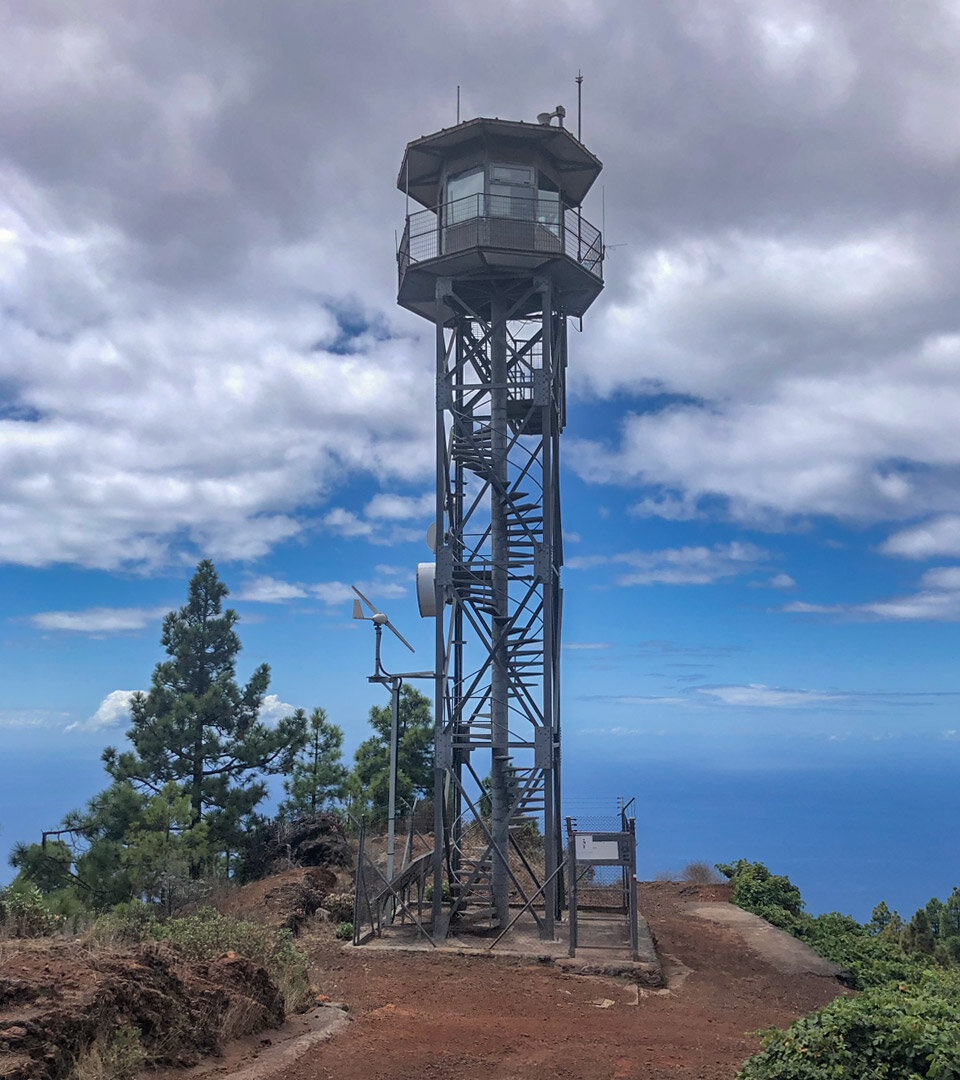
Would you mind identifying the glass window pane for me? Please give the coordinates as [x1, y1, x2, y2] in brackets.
[491, 164, 534, 186]
[490, 183, 535, 218]
[445, 168, 484, 225]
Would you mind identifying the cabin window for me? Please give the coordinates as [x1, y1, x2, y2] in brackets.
[489, 163, 536, 218]
[445, 167, 484, 224]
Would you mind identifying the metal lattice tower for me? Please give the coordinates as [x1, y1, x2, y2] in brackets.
[397, 116, 603, 941]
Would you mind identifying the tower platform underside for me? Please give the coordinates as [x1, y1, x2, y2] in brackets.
[399, 247, 602, 323]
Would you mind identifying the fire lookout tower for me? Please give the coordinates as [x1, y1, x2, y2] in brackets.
[397, 113, 603, 941]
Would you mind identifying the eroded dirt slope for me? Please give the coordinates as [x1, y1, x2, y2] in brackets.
[0, 940, 284, 1080]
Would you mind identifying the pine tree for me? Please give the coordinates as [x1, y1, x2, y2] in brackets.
[347, 684, 433, 828]
[121, 783, 210, 911]
[103, 560, 306, 864]
[62, 780, 147, 908]
[278, 707, 348, 818]
[868, 900, 892, 935]
[942, 887, 960, 937]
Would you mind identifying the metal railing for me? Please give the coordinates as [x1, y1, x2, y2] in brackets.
[398, 193, 603, 279]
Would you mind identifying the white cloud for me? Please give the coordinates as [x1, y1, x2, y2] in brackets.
[322, 509, 373, 539]
[67, 689, 140, 732]
[782, 564, 960, 621]
[364, 492, 434, 521]
[752, 573, 797, 589]
[697, 684, 843, 707]
[628, 494, 701, 521]
[323, 503, 424, 546]
[309, 580, 356, 607]
[563, 641, 613, 650]
[920, 566, 960, 590]
[309, 577, 408, 608]
[4, 2, 960, 572]
[235, 576, 308, 603]
[880, 516, 960, 559]
[258, 693, 297, 726]
[567, 541, 769, 585]
[569, 224, 960, 531]
[0, 708, 68, 729]
[29, 606, 166, 633]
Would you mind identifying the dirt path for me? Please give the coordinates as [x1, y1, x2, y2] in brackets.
[270, 882, 845, 1080]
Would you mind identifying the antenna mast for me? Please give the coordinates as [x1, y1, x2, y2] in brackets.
[576, 70, 583, 141]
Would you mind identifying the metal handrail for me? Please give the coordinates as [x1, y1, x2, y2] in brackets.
[398, 193, 603, 279]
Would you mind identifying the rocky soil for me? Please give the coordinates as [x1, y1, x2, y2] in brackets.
[0, 940, 284, 1080]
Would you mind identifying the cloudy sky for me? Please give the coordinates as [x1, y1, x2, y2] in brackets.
[3, 1, 960, 911]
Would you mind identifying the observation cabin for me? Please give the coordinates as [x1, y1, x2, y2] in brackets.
[396, 116, 604, 324]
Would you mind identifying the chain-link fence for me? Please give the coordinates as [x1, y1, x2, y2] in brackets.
[564, 797, 636, 912]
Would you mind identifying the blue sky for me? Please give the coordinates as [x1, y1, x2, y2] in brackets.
[3, 2, 960, 920]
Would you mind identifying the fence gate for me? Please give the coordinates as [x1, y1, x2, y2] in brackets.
[566, 818, 639, 961]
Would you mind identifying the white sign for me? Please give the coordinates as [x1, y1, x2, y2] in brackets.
[575, 834, 620, 861]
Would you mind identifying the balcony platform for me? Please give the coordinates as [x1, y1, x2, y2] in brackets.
[398, 198, 603, 324]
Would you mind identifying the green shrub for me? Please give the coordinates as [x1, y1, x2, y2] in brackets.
[153, 908, 311, 1010]
[424, 879, 450, 902]
[716, 860, 805, 929]
[334, 921, 353, 941]
[738, 973, 960, 1079]
[90, 900, 160, 945]
[324, 892, 355, 923]
[801, 910, 928, 989]
[0, 884, 64, 937]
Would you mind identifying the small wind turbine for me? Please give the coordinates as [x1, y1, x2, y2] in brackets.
[351, 585, 430, 886]
[352, 585, 415, 653]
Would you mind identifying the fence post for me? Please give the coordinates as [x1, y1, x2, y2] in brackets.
[352, 819, 365, 947]
[567, 833, 578, 957]
[627, 818, 639, 961]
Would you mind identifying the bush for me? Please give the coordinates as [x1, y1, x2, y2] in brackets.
[801, 911, 928, 989]
[738, 973, 960, 1079]
[89, 900, 160, 946]
[716, 860, 805, 931]
[152, 908, 311, 1010]
[424, 879, 450, 903]
[335, 921, 353, 941]
[682, 861, 722, 884]
[0, 884, 64, 937]
[324, 892, 355, 923]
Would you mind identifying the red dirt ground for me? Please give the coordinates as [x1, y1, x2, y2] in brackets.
[277, 880, 845, 1080]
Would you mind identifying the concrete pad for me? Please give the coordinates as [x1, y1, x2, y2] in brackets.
[351, 909, 664, 986]
[683, 902, 847, 979]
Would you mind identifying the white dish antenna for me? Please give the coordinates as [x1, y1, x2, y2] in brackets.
[426, 521, 438, 553]
[416, 562, 437, 618]
[351, 585, 415, 652]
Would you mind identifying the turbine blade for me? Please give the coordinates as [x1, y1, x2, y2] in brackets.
[385, 619, 415, 653]
[352, 599, 365, 620]
[351, 585, 382, 616]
